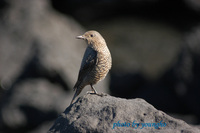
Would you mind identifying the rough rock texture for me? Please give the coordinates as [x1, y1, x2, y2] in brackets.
[48, 95, 200, 133]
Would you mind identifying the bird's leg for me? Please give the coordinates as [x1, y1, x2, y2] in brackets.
[90, 85, 98, 94]
[86, 85, 96, 94]
[86, 84, 107, 96]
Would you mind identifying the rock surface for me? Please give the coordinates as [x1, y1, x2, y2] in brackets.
[48, 94, 200, 133]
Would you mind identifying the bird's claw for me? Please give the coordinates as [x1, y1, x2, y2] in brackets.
[86, 91, 107, 97]
[86, 91, 95, 94]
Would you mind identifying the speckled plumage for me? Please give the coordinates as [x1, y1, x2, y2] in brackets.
[70, 30, 112, 105]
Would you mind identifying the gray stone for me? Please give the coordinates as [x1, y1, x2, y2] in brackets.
[48, 94, 200, 133]
[0, 0, 83, 89]
[0, 0, 110, 132]
[0, 0, 110, 92]
[1, 79, 69, 130]
[184, 0, 200, 12]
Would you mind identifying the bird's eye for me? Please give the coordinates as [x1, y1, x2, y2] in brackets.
[90, 34, 94, 37]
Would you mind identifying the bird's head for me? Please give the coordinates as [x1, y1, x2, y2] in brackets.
[76, 30, 105, 48]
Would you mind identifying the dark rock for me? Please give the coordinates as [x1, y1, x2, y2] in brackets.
[0, 0, 84, 89]
[0, 0, 110, 94]
[0, 79, 71, 132]
[151, 25, 200, 124]
[0, 0, 110, 92]
[89, 18, 200, 124]
[184, 0, 200, 12]
[52, 0, 200, 30]
[94, 18, 182, 80]
[0, 0, 110, 132]
[48, 94, 200, 133]
[91, 18, 184, 113]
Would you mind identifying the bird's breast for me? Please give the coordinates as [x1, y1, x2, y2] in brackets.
[92, 51, 111, 81]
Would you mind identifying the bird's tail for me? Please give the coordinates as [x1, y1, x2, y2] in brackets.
[70, 89, 77, 105]
[70, 87, 83, 105]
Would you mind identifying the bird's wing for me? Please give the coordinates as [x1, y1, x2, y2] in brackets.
[76, 47, 98, 85]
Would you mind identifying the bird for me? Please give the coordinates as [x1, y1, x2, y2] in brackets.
[70, 30, 112, 105]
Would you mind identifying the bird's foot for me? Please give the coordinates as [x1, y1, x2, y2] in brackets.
[86, 91, 95, 94]
[86, 91, 107, 97]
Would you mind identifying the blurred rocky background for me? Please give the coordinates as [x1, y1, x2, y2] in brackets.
[0, 0, 200, 132]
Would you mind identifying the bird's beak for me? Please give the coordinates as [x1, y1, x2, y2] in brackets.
[76, 35, 85, 39]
